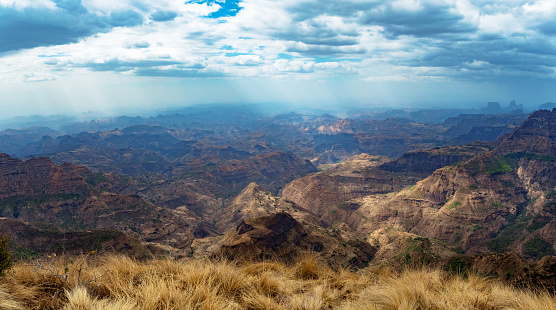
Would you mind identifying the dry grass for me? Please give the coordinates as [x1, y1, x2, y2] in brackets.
[0, 254, 554, 310]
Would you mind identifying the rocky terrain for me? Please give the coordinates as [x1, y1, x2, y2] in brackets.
[0, 218, 153, 259]
[0, 107, 555, 276]
[344, 109, 556, 260]
[214, 212, 376, 268]
[0, 154, 216, 253]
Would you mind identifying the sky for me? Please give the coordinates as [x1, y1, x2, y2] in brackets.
[1, 0, 556, 117]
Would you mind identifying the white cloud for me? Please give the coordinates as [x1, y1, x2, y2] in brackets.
[0, 0, 554, 115]
[0, 0, 55, 9]
[464, 59, 490, 68]
[479, 13, 524, 35]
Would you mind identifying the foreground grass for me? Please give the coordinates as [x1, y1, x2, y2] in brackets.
[0, 254, 554, 310]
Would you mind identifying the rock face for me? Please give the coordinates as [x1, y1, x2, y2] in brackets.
[214, 212, 376, 268]
[442, 113, 528, 144]
[496, 108, 556, 157]
[216, 212, 307, 262]
[0, 153, 216, 253]
[0, 154, 89, 198]
[214, 182, 322, 233]
[280, 154, 423, 227]
[378, 142, 493, 174]
[175, 151, 318, 196]
[349, 109, 556, 258]
[368, 228, 456, 267]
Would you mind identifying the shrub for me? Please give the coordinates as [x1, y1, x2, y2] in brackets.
[0, 233, 12, 275]
[523, 236, 555, 259]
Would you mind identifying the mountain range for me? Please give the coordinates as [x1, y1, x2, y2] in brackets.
[0, 106, 555, 275]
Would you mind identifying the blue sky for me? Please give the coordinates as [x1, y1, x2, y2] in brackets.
[0, 0, 555, 117]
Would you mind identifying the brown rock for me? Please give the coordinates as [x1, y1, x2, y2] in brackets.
[214, 212, 376, 268]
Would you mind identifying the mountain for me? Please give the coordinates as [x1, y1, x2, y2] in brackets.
[442, 112, 529, 145]
[2, 106, 556, 272]
[0, 154, 216, 252]
[213, 212, 376, 268]
[212, 182, 322, 233]
[280, 153, 426, 227]
[0, 127, 61, 157]
[378, 142, 493, 174]
[174, 151, 318, 197]
[0, 154, 89, 200]
[347, 109, 556, 259]
[0, 218, 154, 259]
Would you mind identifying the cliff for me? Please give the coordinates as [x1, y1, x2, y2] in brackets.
[349, 109, 556, 258]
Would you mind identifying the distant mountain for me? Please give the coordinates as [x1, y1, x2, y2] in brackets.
[538, 102, 556, 110]
[378, 142, 494, 174]
[442, 112, 529, 145]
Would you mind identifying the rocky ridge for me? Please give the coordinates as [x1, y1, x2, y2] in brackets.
[348, 109, 556, 258]
[214, 212, 376, 268]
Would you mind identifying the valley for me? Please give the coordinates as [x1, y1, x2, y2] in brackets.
[1, 104, 555, 284]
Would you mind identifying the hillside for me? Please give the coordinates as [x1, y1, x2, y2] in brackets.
[0, 154, 214, 253]
[348, 109, 556, 258]
[0, 109, 555, 310]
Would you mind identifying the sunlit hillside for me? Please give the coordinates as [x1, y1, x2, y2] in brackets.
[1, 254, 555, 310]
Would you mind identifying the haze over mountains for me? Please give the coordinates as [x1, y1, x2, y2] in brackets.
[0, 100, 554, 275]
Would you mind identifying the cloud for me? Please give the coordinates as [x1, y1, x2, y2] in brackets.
[134, 67, 226, 78]
[149, 10, 178, 22]
[105, 10, 144, 27]
[75, 59, 181, 72]
[52, 0, 88, 14]
[286, 0, 379, 21]
[1, 0, 556, 88]
[124, 41, 150, 49]
[360, 1, 477, 38]
[0, 1, 143, 52]
[18, 72, 56, 82]
[275, 17, 360, 47]
[287, 43, 366, 56]
[537, 19, 556, 35]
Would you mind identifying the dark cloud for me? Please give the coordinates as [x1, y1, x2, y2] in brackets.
[150, 10, 178, 22]
[286, 0, 380, 21]
[106, 10, 144, 27]
[276, 19, 360, 47]
[397, 33, 556, 80]
[0, 7, 95, 52]
[52, 0, 88, 15]
[0, 3, 143, 53]
[360, 2, 476, 38]
[537, 19, 556, 36]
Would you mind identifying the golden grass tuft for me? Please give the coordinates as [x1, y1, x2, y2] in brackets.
[0, 254, 554, 309]
[0, 284, 24, 310]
